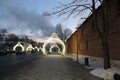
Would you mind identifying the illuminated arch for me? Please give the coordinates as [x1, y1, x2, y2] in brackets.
[13, 42, 25, 52]
[49, 45, 60, 53]
[39, 47, 42, 51]
[34, 46, 39, 52]
[43, 33, 65, 55]
[26, 44, 34, 52]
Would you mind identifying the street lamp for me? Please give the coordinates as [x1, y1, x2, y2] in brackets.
[76, 27, 79, 62]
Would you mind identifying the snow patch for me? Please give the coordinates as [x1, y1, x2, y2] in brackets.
[91, 68, 115, 80]
[66, 54, 120, 80]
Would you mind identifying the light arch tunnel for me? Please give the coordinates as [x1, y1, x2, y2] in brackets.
[49, 45, 60, 53]
[12, 33, 65, 55]
[42, 33, 65, 55]
[13, 42, 42, 53]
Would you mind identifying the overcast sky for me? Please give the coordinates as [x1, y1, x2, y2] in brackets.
[0, 0, 85, 42]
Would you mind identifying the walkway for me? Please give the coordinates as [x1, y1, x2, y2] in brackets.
[0, 55, 103, 80]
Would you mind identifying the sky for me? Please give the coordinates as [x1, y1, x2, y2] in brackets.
[15, 0, 81, 28]
[0, 0, 87, 42]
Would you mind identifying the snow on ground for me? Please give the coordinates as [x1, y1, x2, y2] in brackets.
[91, 68, 115, 80]
[66, 54, 120, 80]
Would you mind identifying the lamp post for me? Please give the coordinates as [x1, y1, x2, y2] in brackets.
[76, 28, 79, 62]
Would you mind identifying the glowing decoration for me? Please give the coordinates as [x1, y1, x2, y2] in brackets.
[26, 44, 34, 52]
[34, 46, 39, 52]
[13, 42, 25, 52]
[49, 45, 60, 53]
[39, 47, 42, 51]
[43, 33, 65, 55]
[39, 47, 41, 50]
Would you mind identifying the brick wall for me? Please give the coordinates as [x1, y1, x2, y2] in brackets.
[66, 0, 120, 60]
[66, 31, 77, 54]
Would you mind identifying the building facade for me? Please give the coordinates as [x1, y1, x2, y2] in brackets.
[66, 0, 120, 61]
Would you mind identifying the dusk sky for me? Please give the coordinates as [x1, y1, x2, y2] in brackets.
[0, 0, 88, 42]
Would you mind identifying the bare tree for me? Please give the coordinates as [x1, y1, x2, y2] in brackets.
[0, 29, 7, 41]
[51, 0, 102, 18]
[55, 23, 72, 41]
[52, 0, 111, 69]
[6, 34, 19, 41]
[56, 23, 63, 40]
[99, 0, 110, 69]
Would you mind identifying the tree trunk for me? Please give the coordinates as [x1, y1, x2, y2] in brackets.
[101, 0, 111, 69]
[92, 0, 110, 69]
[101, 36, 111, 69]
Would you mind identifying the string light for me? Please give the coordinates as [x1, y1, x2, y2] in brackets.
[49, 44, 61, 53]
[43, 33, 65, 55]
[26, 44, 34, 52]
[13, 42, 25, 52]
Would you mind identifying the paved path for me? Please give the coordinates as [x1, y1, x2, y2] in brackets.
[0, 55, 103, 80]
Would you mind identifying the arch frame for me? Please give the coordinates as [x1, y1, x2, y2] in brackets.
[26, 44, 34, 52]
[49, 44, 61, 53]
[13, 42, 25, 52]
[42, 33, 65, 55]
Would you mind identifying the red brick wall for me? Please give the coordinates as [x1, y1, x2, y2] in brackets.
[108, 17, 120, 60]
[66, 0, 120, 60]
[66, 31, 77, 54]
